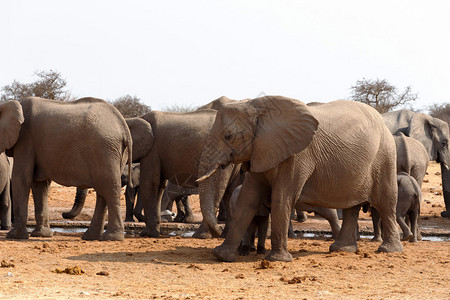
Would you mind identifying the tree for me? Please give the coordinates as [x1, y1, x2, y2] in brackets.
[111, 95, 151, 118]
[429, 103, 450, 125]
[350, 78, 418, 113]
[1, 70, 73, 102]
[163, 104, 197, 113]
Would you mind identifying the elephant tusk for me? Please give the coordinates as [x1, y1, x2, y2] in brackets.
[196, 164, 220, 182]
[444, 163, 449, 170]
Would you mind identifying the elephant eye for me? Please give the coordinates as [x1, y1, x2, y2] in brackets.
[224, 134, 233, 142]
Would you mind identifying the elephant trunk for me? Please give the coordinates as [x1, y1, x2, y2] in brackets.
[197, 147, 224, 238]
[440, 163, 450, 218]
[62, 188, 88, 219]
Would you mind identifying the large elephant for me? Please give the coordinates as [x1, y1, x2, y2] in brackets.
[127, 108, 240, 238]
[0, 97, 132, 241]
[382, 109, 450, 217]
[198, 96, 402, 262]
[0, 153, 12, 230]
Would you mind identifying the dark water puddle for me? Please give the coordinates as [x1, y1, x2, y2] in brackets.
[26, 227, 449, 242]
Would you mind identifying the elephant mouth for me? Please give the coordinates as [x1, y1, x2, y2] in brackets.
[436, 152, 449, 170]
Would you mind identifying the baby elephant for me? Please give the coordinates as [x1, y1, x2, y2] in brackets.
[396, 172, 421, 242]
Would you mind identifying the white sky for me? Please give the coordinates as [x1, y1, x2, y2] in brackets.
[1, 0, 449, 111]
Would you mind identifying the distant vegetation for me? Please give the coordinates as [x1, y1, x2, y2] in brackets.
[429, 103, 450, 125]
[0, 70, 74, 102]
[110, 95, 151, 117]
[350, 78, 418, 113]
[163, 104, 197, 113]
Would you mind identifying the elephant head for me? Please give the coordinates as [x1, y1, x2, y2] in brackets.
[125, 117, 154, 162]
[198, 95, 319, 235]
[0, 100, 24, 153]
[409, 113, 450, 167]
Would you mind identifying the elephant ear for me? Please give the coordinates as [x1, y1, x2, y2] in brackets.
[249, 96, 319, 173]
[0, 100, 24, 153]
[126, 117, 154, 162]
[409, 113, 434, 160]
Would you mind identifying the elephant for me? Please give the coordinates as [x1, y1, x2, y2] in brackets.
[198, 96, 402, 262]
[396, 172, 422, 242]
[370, 132, 429, 241]
[0, 97, 132, 241]
[126, 106, 241, 238]
[0, 153, 12, 230]
[229, 183, 341, 256]
[62, 163, 141, 221]
[161, 181, 197, 223]
[382, 109, 450, 218]
[229, 185, 270, 256]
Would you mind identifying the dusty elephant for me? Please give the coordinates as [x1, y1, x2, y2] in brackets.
[198, 96, 402, 262]
[0, 153, 12, 230]
[0, 97, 132, 241]
[63, 163, 141, 221]
[382, 109, 450, 218]
[370, 132, 429, 241]
[396, 172, 422, 242]
[126, 107, 240, 238]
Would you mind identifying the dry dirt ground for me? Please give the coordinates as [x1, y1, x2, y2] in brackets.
[1, 162, 449, 299]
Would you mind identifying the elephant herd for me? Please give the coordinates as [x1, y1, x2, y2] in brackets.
[0, 95, 448, 263]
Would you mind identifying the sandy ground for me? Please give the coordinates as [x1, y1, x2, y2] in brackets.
[0, 162, 449, 299]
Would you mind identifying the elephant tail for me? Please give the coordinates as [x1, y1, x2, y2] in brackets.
[126, 131, 133, 189]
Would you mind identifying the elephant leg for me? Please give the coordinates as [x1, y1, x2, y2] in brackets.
[330, 205, 361, 252]
[173, 195, 186, 222]
[30, 180, 53, 237]
[440, 163, 450, 218]
[212, 175, 265, 262]
[266, 189, 295, 262]
[375, 202, 403, 253]
[0, 184, 11, 230]
[288, 220, 297, 238]
[133, 187, 145, 222]
[82, 194, 106, 240]
[296, 210, 308, 223]
[370, 207, 382, 242]
[408, 210, 419, 243]
[256, 215, 269, 254]
[125, 186, 136, 222]
[182, 196, 195, 223]
[314, 208, 341, 239]
[397, 213, 413, 241]
[239, 218, 257, 256]
[101, 188, 125, 241]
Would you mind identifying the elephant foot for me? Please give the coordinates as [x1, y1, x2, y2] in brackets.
[329, 241, 358, 252]
[192, 225, 213, 239]
[440, 210, 450, 218]
[401, 232, 413, 241]
[140, 226, 160, 238]
[82, 228, 102, 240]
[6, 226, 29, 239]
[409, 237, 418, 243]
[266, 249, 293, 262]
[238, 244, 251, 256]
[192, 230, 212, 239]
[212, 244, 237, 262]
[296, 211, 308, 223]
[256, 245, 266, 255]
[31, 226, 53, 237]
[100, 229, 124, 241]
[417, 231, 423, 241]
[288, 229, 297, 238]
[377, 240, 403, 253]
